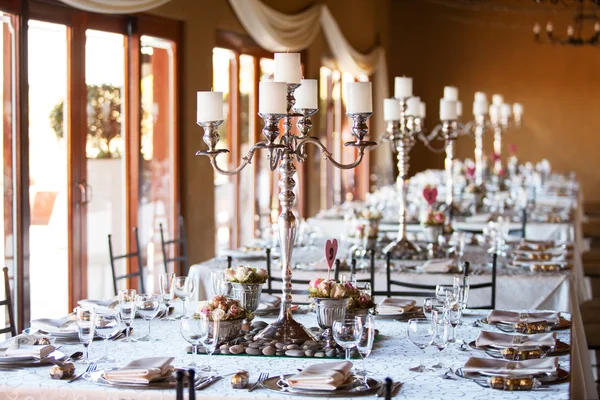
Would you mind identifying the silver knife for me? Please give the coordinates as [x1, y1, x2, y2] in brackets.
[196, 375, 222, 390]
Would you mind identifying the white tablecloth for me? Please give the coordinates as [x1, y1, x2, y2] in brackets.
[0, 309, 579, 399]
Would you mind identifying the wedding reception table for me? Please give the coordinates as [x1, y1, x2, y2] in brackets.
[0, 309, 582, 399]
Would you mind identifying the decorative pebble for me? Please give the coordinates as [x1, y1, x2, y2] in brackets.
[252, 321, 268, 329]
[262, 346, 276, 356]
[305, 349, 314, 357]
[245, 348, 262, 355]
[326, 349, 336, 357]
[276, 351, 286, 356]
[314, 352, 325, 358]
[229, 345, 245, 355]
[286, 344, 299, 350]
[220, 345, 230, 355]
[275, 342, 287, 350]
[244, 334, 253, 340]
[285, 349, 305, 357]
[292, 339, 304, 344]
[303, 340, 318, 347]
[248, 342, 262, 349]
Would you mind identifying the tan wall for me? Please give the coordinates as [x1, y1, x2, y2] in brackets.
[149, 0, 389, 263]
[387, 1, 600, 200]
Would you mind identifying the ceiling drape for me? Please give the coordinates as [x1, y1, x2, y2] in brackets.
[58, 0, 171, 14]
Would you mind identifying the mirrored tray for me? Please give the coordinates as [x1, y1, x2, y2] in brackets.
[262, 374, 381, 397]
[84, 369, 203, 390]
[468, 340, 570, 357]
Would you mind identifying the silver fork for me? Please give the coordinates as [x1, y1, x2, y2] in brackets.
[248, 372, 269, 392]
[68, 362, 96, 383]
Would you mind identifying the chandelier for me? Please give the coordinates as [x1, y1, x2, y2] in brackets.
[533, 0, 600, 45]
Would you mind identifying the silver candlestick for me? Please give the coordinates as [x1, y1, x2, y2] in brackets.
[472, 114, 487, 187]
[441, 120, 460, 210]
[196, 85, 375, 342]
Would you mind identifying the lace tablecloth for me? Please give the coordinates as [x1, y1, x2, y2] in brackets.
[0, 310, 576, 399]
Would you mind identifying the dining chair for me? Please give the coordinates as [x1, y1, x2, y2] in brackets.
[159, 216, 189, 275]
[108, 227, 145, 296]
[464, 254, 498, 309]
[0, 267, 16, 337]
[264, 248, 311, 301]
[508, 208, 527, 239]
[334, 250, 376, 290]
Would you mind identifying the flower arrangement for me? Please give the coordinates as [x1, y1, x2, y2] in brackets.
[420, 208, 445, 227]
[196, 295, 252, 321]
[223, 265, 268, 284]
[358, 207, 382, 221]
[308, 279, 375, 311]
[355, 223, 379, 239]
[466, 183, 485, 194]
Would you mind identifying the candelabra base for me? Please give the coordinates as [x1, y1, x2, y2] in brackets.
[383, 237, 421, 259]
[254, 308, 314, 342]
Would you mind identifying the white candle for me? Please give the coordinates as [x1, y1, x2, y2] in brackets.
[294, 79, 318, 109]
[492, 94, 504, 106]
[419, 101, 426, 118]
[383, 98, 401, 121]
[474, 91, 487, 102]
[394, 76, 413, 98]
[259, 81, 288, 114]
[406, 96, 421, 116]
[501, 103, 512, 119]
[443, 86, 459, 101]
[456, 100, 463, 117]
[489, 104, 501, 123]
[473, 100, 488, 116]
[346, 82, 372, 113]
[274, 53, 302, 84]
[440, 99, 457, 120]
[197, 91, 224, 123]
[513, 102, 524, 117]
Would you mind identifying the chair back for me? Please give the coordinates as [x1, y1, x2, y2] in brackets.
[0, 267, 16, 337]
[108, 227, 145, 296]
[468, 253, 498, 309]
[160, 216, 189, 275]
[334, 250, 376, 289]
[264, 248, 311, 298]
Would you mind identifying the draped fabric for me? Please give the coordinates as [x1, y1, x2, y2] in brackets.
[58, 0, 170, 14]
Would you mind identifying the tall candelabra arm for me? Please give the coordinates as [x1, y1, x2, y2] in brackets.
[418, 129, 446, 154]
[423, 123, 443, 143]
[295, 136, 370, 170]
[463, 120, 476, 136]
[201, 143, 264, 176]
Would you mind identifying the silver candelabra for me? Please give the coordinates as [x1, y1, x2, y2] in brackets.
[196, 85, 375, 342]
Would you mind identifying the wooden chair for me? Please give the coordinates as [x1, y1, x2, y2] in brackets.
[159, 216, 189, 275]
[0, 267, 16, 337]
[108, 228, 145, 296]
[264, 248, 312, 301]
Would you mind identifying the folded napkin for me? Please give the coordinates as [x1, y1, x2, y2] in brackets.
[287, 361, 353, 391]
[463, 357, 558, 375]
[1, 344, 55, 360]
[421, 259, 453, 273]
[30, 316, 77, 333]
[78, 299, 117, 309]
[0, 334, 37, 349]
[378, 298, 416, 314]
[487, 310, 561, 325]
[104, 357, 175, 384]
[475, 331, 557, 348]
[466, 213, 492, 223]
[260, 294, 281, 307]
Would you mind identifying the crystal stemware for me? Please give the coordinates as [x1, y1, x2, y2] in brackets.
[453, 275, 470, 312]
[180, 316, 204, 370]
[444, 295, 463, 343]
[135, 293, 160, 342]
[435, 285, 454, 303]
[431, 318, 450, 369]
[118, 289, 136, 342]
[75, 306, 95, 364]
[407, 318, 435, 373]
[174, 277, 196, 317]
[423, 297, 442, 321]
[159, 273, 176, 321]
[198, 310, 222, 375]
[93, 310, 121, 365]
[355, 314, 375, 381]
[332, 318, 363, 362]
[210, 271, 228, 297]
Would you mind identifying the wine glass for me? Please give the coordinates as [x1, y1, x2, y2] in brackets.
[444, 295, 463, 344]
[423, 298, 442, 321]
[453, 276, 470, 312]
[435, 285, 454, 303]
[135, 294, 160, 342]
[180, 316, 205, 370]
[118, 289, 136, 342]
[93, 310, 121, 365]
[431, 318, 450, 369]
[159, 273, 176, 321]
[198, 311, 222, 375]
[356, 314, 375, 381]
[210, 271, 227, 297]
[332, 318, 363, 362]
[75, 306, 95, 364]
[407, 318, 435, 373]
[174, 277, 196, 317]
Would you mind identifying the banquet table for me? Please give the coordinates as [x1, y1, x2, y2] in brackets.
[0, 309, 580, 399]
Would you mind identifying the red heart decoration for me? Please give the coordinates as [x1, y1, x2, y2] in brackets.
[466, 166, 475, 178]
[423, 187, 438, 206]
[325, 239, 338, 270]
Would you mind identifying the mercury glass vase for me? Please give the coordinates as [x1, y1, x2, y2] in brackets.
[314, 297, 349, 350]
[230, 283, 263, 313]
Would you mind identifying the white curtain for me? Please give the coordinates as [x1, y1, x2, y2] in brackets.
[59, 0, 170, 14]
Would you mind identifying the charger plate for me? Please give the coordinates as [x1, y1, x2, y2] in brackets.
[456, 367, 569, 384]
[468, 340, 570, 357]
[84, 369, 203, 389]
[261, 374, 381, 397]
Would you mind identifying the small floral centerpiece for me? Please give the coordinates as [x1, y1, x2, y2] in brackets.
[196, 295, 252, 341]
[358, 208, 382, 221]
[421, 208, 445, 227]
[224, 265, 268, 284]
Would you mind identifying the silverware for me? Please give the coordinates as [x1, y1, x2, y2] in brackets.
[248, 372, 269, 392]
[68, 362, 96, 383]
[196, 375, 222, 390]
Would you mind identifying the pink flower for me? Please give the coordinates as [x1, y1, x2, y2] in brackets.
[359, 294, 368, 303]
[229, 305, 239, 315]
[200, 307, 211, 316]
[309, 278, 324, 289]
[224, 268, 236, 281]
[257, 268, 268, 277]
[491, 153, 501, 162]
[434, 212, 445, 224]
[466, 166, 475, 177]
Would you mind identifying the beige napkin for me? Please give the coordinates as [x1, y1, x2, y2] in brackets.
[260, 294, 281, 307]
[1, 344, 55, 359]
[30, 317, 77, 333]
[287, 361, 353, 391]
[378, 298, 416, 315]
[463, 357, 558, 375]
[0, 334, 38, 349]
[104, 357, 175, 384]
[487, 310, 560, 324]
[475, 331, 557, 348]
[421, 259, 453, 273]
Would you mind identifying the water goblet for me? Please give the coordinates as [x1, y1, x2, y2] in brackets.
[431, 318, 450, 369]
[118, 289, 136, 342]
[175, 277, 196, 317]
[198, 309, 223, 375]
[332, 318, 363, 362]
[423, 298, 442, 321]
[435, 285, 454, 303]
[356, 314, 375, 381]
[444, 297, 463, 343]
[453, 275, 470, 312]
[407, 318, 435, 373]
[135, 294, 160, 342]
[159, 273, 176, 320]
[210, 271, 228, 297]
[180, 316, 204, 370]
[93, 310, 121, 365]
[75, 306, 95, 364]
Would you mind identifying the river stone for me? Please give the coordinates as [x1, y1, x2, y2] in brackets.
[276, 351, 286, 356]
[244, 334, 253, 340]
[252, 321, 268, 329]
[292, 339, 304, 344]
[275, 342, 287, 350]
[303, 340, 318, 347]
[286, 344, 299, 350]
[314, 352, 325, 358]
[285, 349, 305, 357]
[325, 349, 336, 357]
[304, 349, 314, 357]
[219, 345, 230, 355]
[229, 345, 245, 355]
[248, 342, 262, 349]
[245, 347, 262, 355]
[262, 346, 276, 356]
